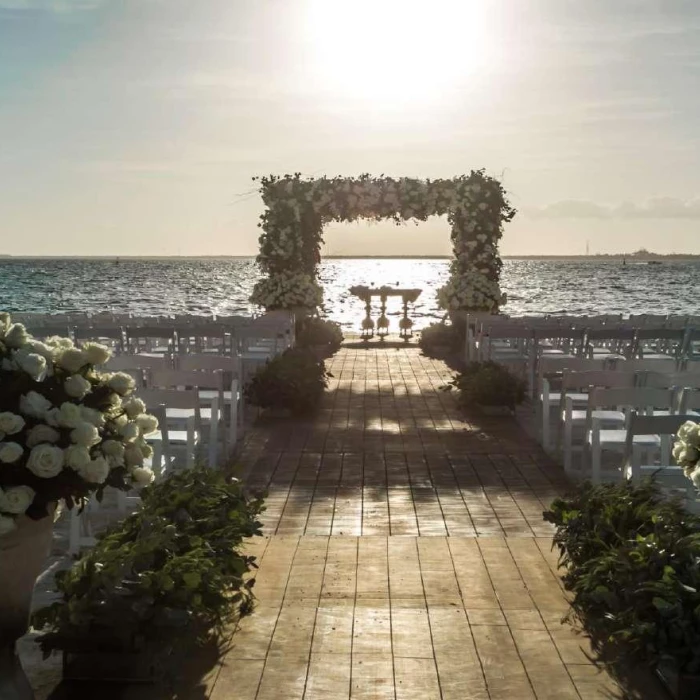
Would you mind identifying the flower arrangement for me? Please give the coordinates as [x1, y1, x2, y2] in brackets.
[673, 420, 700, 488]
[250, 171, 515, 313]
[249, 270, 323, 310]
[544, 479, 700, 676]
[33, 465, 264, 678]
[418, 322, 460, 357]
[244, 348, 330, 414]
[295, 316, 344, 355]
[0, 312, 158, 535]
[445, 360, 527, 410]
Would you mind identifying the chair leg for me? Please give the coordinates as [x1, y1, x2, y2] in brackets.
[591, 428, 601, 484]
[186, 416, 196, 469]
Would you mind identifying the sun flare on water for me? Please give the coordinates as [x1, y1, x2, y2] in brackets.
[305, 0, 492, 106]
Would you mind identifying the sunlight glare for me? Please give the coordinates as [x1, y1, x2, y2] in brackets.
[305, 0, 492, 105]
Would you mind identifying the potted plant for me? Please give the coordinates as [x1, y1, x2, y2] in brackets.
[544, 480, 700, 700]
[244, 347, 330, 415]
[0, 312, 159, 691]
[32, 466, 264, 683]
[295, 316, 344, 358]
[418, 322, 460, 357]
[445, 360, 526, 414]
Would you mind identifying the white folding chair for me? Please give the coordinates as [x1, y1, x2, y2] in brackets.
[621, 412, 700, 514]
[176, 354, 243, 452]
[136, 388, 201, 470]
[633, 328, 686, 360]
[149, 369, 224, 466]
[106, 354, 173, 384]
[560, 370, 638, 473]
[126, 325, 177, 355]
[584, 327, 636, 360]
[584, 387, 676, 483]
[535, 357, 607, 451]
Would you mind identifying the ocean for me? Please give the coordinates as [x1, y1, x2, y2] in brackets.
[0, 257, 698, 330]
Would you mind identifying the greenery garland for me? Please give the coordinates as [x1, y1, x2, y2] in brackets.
[249, 171, 516, 313]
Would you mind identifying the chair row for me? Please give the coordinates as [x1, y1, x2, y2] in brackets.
[536, 359, 700, 450]
[20, 312, 296, 357]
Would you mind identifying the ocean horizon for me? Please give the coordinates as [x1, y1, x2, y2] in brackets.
[2, 257, 698, 330]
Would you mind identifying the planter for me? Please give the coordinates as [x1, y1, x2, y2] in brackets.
[63, 648, 155, 684]
[308, 344, 333, 360]
[656, 660, 700, 700]
[475, 404, 514, 416]
[0, 508, 55, 645]
[0, 507, 55, 700]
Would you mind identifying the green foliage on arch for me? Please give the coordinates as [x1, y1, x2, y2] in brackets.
[250, 171, 516, 312]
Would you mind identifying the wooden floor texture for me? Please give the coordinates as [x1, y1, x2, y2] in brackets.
[201, 348, 631, 700]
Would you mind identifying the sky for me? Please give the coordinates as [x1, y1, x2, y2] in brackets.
[1, 0, 699, 257]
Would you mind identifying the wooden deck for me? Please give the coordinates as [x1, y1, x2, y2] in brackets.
[209, 348, 623, 699]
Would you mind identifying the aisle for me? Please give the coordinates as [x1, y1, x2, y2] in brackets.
[211, 348, 617, 700]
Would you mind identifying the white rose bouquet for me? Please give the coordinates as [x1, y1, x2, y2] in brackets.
[673, 420, 700, 489]
[0, 312, 158, 535]
[250, 271, 323, 311]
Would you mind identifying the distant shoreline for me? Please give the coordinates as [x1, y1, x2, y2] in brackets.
[1, 254, 699, 261]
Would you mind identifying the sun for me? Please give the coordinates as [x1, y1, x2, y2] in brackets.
[304, 0, 492, 106]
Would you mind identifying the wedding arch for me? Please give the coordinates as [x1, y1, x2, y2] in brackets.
[250, 171, 516, 314]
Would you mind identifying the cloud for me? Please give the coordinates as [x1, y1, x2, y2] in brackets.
[526, 198, 700, 220]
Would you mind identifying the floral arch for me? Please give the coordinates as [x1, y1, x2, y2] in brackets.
[250, 171, 516, 314]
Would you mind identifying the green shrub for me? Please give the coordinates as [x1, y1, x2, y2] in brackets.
[544, 480, 700, 673]
[447, 360, 526, 408]
[33, 466, 264, 669]
[418, 322, 460, 356]
[295, 316, 344, 353]
[244, 347, 330, 414]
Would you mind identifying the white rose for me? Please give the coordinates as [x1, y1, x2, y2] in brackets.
[135, 414, 158, 436]
[64, 374, 92, 399]
[46, 336, 73, 349]
[79, 406, 105, 428]
[683, 446, 699, 464]
[57, 402, 82, 429]
[108, 372, 136, 396]
[683, 423, 700, 449]
[101, 440, 125, 467]
[0, 485, 36, 514]
[26, 424, 60, 448]
[0, 514, 16, 535]
[19, 391, 52, 419]
[0, 442, 23, 463]
[140, 442, 153, 459]
[122, 397, 146, 419]
[124, 442, 145, 467]
[28, 340, 56, 361]
[0, 412, 25, 436]
[57, 347, 88, 373]
[81, 342, 112, 366]
[678, 421, 698, 444]
[110, 414, 128, 431]
[120, 422, 140, 442]
[4, 323, 29, 349]
[14, 350, 47, 381]
[70, 422, 101, 447]
[44, 408, 61, 427]
[691, 467, 700, 490]
[26, 444, 64, 478]
[131, 466, 155, 486]
[64, 444, 92, 471]
[80, 456, 110, 484]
